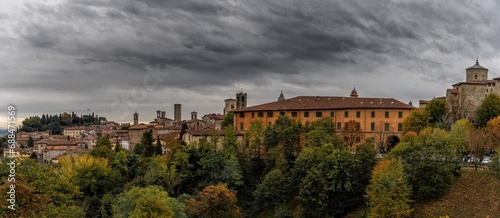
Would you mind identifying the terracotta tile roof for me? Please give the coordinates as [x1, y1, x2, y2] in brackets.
[202, 114, 225, 120]
[129, 124, 152, 130]
[452, 80, 494, 86]
[36, 140, 78, 146]
[447, 89, 459, 94]
[234, 96, 414, 112]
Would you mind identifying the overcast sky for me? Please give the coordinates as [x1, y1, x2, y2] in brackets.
[1, 0, 499, 128]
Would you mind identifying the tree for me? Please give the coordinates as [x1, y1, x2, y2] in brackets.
[155, 135, 163, 155]
[388, 127, 460, 200]
[450, 119, 472, 155]
[485, 116, 500, 153]
[402, 109, 431, 134]
[253, 153, 291, 215]
[366, 159, 412, 218]
[221, 111, 234, 129]
[113, 186, 185, 218]
[341, 120, 362, 147]
[425, 98, 449, 127]
[475, 93, 500, 127]
[185, 184, 241, 218]
[263, 115, 301, 157]
[247, 119, 265, 158]
[28, 136, 34, 148]
[469, 128, 489, 170]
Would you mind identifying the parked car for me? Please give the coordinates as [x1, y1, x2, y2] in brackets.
[481, 156, 492, 164]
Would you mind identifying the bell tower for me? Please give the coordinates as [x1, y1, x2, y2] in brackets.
[466, 59, 488, 82]
[236, 91, 247, 109]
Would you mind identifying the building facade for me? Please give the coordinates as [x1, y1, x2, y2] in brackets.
[233, 90, 414, 146]
[444, 59, 500, 120]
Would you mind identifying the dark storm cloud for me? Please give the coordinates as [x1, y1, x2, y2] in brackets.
[1, 0, 499, 124]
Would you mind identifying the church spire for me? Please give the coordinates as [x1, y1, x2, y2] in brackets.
[350, 87, 358, 98]
[277, 90, 285, 101]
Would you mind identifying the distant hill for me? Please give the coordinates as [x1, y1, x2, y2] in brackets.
[0, 128, 8, 137]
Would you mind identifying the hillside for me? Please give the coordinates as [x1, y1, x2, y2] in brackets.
[411, 169, 500, 218]
[0, 128, 8, 137]
[345, 169, 500, 218]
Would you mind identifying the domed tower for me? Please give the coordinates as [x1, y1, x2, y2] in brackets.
[466, 59, 488, 82]
[277, 90, 285, 101]
[350, 87, 358, 98]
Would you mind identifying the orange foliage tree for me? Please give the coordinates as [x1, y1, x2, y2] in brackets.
[185, 184, 241, 218]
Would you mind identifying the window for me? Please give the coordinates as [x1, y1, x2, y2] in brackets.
[345, 122, 348, 129]
[371, 111, 375, 118]
[291, 112, 298, 117]
[371, 122, 375, 131]
[267, 112, 273, 117]
[384, 123, 390, 131]
[337, 122, 341, 131]
[475, 75, 477, 79]
[330, 111, 335, 117]
[240, 122, 244, 131]
[239, 113, 245, 118]
[398, 123, 403, 131]
[344, 111, 349, 118]
[304, 111, 309, 117]
[316, 111, 322, 117]
[356, 111, 361, 118]
[356, 137, 361, 143]
[280, 111, 286, 116]
[251, 112, 255, 118]
[356, 122, 360, 129]
[385, 111, 389, 118]
[398, 111, 403, 118]
[258, 112, 264, 118]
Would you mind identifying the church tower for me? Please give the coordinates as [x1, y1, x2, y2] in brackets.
[277, 90, 285, 101]
[174, 104, 181, 122]
[350, 87, 358, 98]
[466, 59, 488, 82]
[236, 91, 247, 109]
[133, 112, 138, 125]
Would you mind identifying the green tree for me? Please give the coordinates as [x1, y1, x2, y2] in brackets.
[142, 130, 155, 157]
[263, 115, 301, 157]
[113, 185, 185, 218]
[388, 127, 460, 200]
[341, 120, 362, 147]
[253, 153, 290, 214]
[450, 119, 472, 155]
[28, 136, 34, 148]
[402, 109, 431, 134]
[247, 119, 265, 158]
[366, 159, 412, 218]
[425, 98, 449, 127]
[155, 135, 163, 156]
[221, 111, 234, 129]
[475, 93, 500, 127]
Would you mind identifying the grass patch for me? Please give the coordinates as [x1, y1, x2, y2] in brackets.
[411, 169, 500, 218]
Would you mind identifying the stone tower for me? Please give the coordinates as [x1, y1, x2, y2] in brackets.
[224, 98, 236, 115]
[133, 112, 138, 125]
[466, 59, 488, 82]
[174, 104, 181, 122]
[191, 111, 197, 120]
[236, 91, 247, 109]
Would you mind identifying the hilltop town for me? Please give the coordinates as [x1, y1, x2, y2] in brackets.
[4, 60, 499, 164]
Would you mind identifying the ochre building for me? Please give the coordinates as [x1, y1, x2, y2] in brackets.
[233, 89, 414, 146]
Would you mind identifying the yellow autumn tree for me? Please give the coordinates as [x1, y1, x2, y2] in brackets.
[366, 159, 412, 218]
